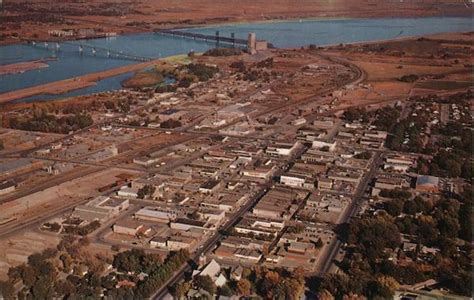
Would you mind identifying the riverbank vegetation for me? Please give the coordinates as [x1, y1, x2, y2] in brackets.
[5, 112, 93, 134]
[121, 70, 164, 88]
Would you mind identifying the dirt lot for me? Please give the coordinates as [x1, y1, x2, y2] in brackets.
[0, 129, 64, 154]
[0, 231, 60, 280]
[323, 32, 473, 111]
[1, 0, 471, 45]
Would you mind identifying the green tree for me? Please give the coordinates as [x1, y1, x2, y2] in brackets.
[385, 199, 404, 216]
[172, 282, 190, 298]
[445, 159, 462, 178]
[365, 280, 394, 299]
[218, 284, 234, 297]
[194, 275, 216, 295]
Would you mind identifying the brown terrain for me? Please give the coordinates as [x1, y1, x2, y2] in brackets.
[0, 0, 471, 45]
[321, 32, 473, 111]
[0, 59, 51, 75]
[1, 31, 471, 108]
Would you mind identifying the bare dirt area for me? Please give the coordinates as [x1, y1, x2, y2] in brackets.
[0, 60, 50, 75]
[0, 128, 65, 154]
[0, 231, 60, 280]
[0, 168, 138, 220]
[1, 0, 471, 45]
[322, 32, 473, 111]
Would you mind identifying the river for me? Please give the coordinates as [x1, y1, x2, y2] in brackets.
[0, 17, 471, 102]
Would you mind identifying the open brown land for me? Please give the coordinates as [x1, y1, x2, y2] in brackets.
[319, 32, 473, 111]
[1, 0, 471, 45]
[0, 60, 51, 75]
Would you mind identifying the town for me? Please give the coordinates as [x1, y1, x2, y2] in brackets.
[0, 14, 472, 300]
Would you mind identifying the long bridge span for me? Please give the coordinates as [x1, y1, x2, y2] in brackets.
[155, 29, 249, 48]
[22, 38, 152, 62]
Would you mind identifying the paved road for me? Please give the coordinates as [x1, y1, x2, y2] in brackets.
[0, 51, 367, 298]
[149, 52, 367, 299]
[151, 184, 270, 299]
[313, 151, 383, 276]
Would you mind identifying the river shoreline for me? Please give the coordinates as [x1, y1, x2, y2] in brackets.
[0, 15, 471, 47]
[0, 29, 471, 106]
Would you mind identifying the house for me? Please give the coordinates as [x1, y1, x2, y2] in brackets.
[194, 259, 222, 281]
[231, 266, 243, 281]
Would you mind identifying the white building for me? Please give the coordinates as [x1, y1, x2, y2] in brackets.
[266, 141, 301, 156]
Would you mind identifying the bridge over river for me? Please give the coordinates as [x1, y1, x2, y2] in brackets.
[155, 29, 249, 48]
[22, 39, 153, 62]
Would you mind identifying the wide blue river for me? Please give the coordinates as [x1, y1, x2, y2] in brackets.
[0, 17, 471, 101]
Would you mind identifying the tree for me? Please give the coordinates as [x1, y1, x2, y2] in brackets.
[218, 284, 234, 297]
[172, 282, 190, 299]
[19, 265, 37, 287]
[319, 274, 350, 299]
[385, 199, 404, 216]
[445, 159, 462, 178]
[237, 279, 252, 296]
[354, 151, 372, 160]
[315, 238, 324, 248]
[113, 249, 145, 273]
[437, 214, 460, 237]
[55, 279, 76, 297]
[0, 281, 15, 300]
[365, 280, 394, 299]
[403, 200, 418, 215]
[398, 74, 418, 83]
[160, 119, 182, 129]
[137, 185, 156, 199]
[32, 276, 55, 299]
[194, 275, 216, 295]
[317, 289, 335, 300]
[285, 278, 305, 299]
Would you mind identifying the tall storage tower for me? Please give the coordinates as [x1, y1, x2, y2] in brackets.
[247, 32, 257, 54]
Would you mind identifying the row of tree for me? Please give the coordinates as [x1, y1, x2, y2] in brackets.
[7, 113, 93, 134]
